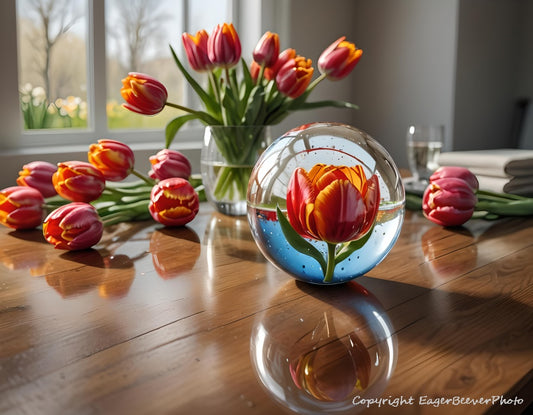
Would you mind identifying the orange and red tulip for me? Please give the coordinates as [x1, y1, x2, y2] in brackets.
[207, 23, 242, 68]
[149, 177, 199, 226]
[121, 72, 168, 115]
[182, 29, 213, 72]
[318, 36, 362, 81]
[0, 186, 44, 229]
[149, 149, 191, 181]
[275, 56, 314, 99]
[88, 139, 135, 181]
[16, 161, 57, 198]
[253, 31, 280, 67]
[43, 202, 103, 250]
[53, 161, 106, 203]
[286, 163, 380, 244]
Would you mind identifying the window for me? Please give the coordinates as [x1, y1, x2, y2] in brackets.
[12, 0, 235, 148]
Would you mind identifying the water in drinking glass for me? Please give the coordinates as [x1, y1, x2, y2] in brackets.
[406, 125, 444, 182]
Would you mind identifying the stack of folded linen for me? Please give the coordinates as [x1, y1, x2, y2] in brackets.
[438, 149, 533, 196]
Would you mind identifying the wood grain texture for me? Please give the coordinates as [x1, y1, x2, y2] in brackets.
[0, 206, 532, 415]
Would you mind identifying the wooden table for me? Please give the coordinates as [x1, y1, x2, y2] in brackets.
[1, 204, 532, 414]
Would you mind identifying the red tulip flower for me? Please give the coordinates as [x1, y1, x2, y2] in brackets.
[16, 161, 57, 198]
[0, 186, 44, 230]
[422, 177, 477, 227]
[53, 161, 106, 203]
[286, 163, 380, 244]
[318, 36, 363, 81]
[275, 56, 314, 99]
[88, 139, 135, 181]
[182, 29, 213, 72]
[149, 149, 191, 181]
[149, 178, 199, 226]
[43, 202, 104, 250]
[253, 31, 280, 67]
[208, 23, 242, 68]
[121, 72, 168, 115]
[430, 166, 479, 191]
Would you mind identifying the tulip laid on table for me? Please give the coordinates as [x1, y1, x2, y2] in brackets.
[277, 163, 380, 283]
[0, 186, 45, 230]
[120, 23, 364, 209]
[149, 178, 200, 227]
[149, 149, 192, 180]
[16, 161, 57, 198]
[406, 166, 533, 227]
[43, 202, 104, 251]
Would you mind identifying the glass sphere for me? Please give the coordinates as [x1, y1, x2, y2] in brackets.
[247, 122, 405, 284]
[250, 280, 398, 414]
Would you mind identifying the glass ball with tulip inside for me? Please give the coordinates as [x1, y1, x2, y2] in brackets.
[247, 122, 405, 284]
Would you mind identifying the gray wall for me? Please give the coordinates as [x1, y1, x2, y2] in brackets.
[453, 0, 530, 150]
[276, 0, 532, 170]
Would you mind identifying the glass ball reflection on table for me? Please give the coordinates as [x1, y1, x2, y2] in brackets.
[247, 123, 405, 284]
[250, 281, 398, 414]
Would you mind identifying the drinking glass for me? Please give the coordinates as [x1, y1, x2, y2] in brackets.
[406, 124, 444, 182]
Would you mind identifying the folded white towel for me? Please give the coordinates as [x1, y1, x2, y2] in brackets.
[475, 174, 533, 196]
[438, 149, 533, 178]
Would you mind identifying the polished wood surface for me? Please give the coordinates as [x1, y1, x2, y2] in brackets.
[1, 204, 532, 415]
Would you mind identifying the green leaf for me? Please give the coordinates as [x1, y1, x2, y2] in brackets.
[276, 205, 327, 275]
[169, 45, 219, 116]
[165, 114, 201, 148]
[244, 85, 266, 125]
[241, 58, 253, 90]
[334, 225, 374, 265]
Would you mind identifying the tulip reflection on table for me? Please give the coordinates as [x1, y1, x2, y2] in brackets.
[150, 227, 201, 279]
[280, 163, 380, 283]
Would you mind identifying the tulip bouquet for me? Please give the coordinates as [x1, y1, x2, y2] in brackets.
[405, 166, 533, 227]
[277, 163, 380, 283]
[121, 23, 363, 206]
[0, 139, 201, 251]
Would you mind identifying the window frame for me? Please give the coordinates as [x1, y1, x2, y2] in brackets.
[1, 0, 287, 153]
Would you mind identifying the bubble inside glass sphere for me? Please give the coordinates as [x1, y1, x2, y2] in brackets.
[247, 122, 405, 284]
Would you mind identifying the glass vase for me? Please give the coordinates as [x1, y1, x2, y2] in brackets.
[247, 122, 405, 285]
[201, 125, 271, 216]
